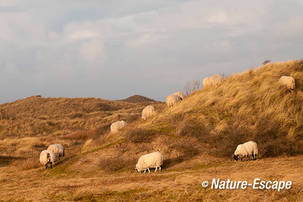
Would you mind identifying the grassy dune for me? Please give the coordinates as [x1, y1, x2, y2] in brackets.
[1, 60, 303, 201]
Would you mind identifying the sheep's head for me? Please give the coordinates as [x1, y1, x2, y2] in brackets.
[290, 79, 296, 90]
[135, 164, 142, 172]
[233, 154, 239, 161]
[47, 153, 51, 162]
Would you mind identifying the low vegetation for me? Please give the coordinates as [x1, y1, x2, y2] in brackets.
[1, 60, 303, 201]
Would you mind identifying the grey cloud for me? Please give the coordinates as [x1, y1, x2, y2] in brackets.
[0, 0, 303, 103]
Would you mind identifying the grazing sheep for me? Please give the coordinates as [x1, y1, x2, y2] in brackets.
[142, 105, 156, 120]
[136, 152, 163, 173]
[166, 94, 182, 107]
[40, 150, 56, 169]
[173, 91, 185, 100]
[279, 76, 295, 90]
[110, 120, 127, 133]
[233, 141, 258, 161]
[203, 74, 224, 88]
[47, 144, 64, 160]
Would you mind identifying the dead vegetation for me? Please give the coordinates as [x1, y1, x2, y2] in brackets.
[12, 157, 40, 170]
[0, 95, 161, 139]
[0, 60, 303, 200]
[140, 60, 303, 158]
[124, 128, 156, 143]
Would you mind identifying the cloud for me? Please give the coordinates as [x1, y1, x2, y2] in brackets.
[80, 39, 105, 63]
[0, 0, 17, 7]
[0, 0, 303, 103]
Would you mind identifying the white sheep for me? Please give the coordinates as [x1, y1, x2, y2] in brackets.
[173, 91, 185, 100]
[142, 105, 156, 120]
[279, 76, 295, 90]
[203, 74, 224, 88]
[233, 141, 258, 161]
[40, 150, 56, 169]
[136, 152, 163, 173]
[47, 144, 65, 160]
[110, 120, 127, 133]
[166, 94, 182, 107]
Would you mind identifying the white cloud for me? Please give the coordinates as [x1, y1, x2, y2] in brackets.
[0, 0, 303, 103]
[0, 0, 17, 7]
[80, 38, 105, 63]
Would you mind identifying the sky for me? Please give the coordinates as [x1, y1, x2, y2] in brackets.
[0, 0, 303, 103]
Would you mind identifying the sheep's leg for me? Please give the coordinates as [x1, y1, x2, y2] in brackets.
[147, 168, 150, 173]
[143, 170, 146, 173]
[159, 166, 161, 171]
[45, 164, 48, 169]
[155, 167, 158, 172]
[50, 162, 53, 169]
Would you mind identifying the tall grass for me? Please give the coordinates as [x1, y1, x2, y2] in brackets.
[146, 60, 303, 158]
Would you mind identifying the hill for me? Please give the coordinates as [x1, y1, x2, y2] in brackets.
[136, 60, 303, 158]
[0, 60, 303, 201]
[121, 95, 157, 103]
[0, 95, 163, 157]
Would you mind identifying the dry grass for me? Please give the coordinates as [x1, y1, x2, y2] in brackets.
[0, 95, 160, 139]
[124, 128, 156, 143]
[1, 60, 303, 200]
[142, 60, 303, 158]
[12, 157, 41, 170]
[98, 157, 136, 173]
[0, 155, 302, 201]
[63, 130, 97, 141]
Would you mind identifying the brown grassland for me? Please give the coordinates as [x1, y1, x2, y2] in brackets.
[1, 60, 303, 201]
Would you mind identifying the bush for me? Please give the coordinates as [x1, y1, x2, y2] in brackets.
[98, 157, 136, 172]
[13, 157, 40, 170]
[176, 119, 210, 140]
[169, 140, 200, 160]
[63, 130, 96, 141]
[125, 128, 155, 143]
[94, 124, 110, 138]
[184, 80, 201, 96]
[70, 112, 84, 119]
[125, 114, 140, 123]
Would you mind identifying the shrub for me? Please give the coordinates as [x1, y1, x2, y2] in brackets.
[184, 80, 201, 96]
[13, 157, 40, 170]
[98, 157, 136, 172]
[94, 124, 110, 138]
[125, 114, 140, 123]
[263, 60, 271, 65]
[70, 112, 84, 119]
[63, 130, 96, 141]
[169, 140, 200, 160]
[176, 119, 210, 140]
[169, 113, 185, 124]
[125, 128, 155, 143]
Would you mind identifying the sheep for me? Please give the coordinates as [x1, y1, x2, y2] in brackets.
[233, 141, 258, 161]
[166, 94, 182, 107]
[173, 91, 185, 100]
[110, 120, 127, 133]
[202, 74, 224, 88]
[47, 144, 64, 160]
[142, 105, 156, 120]
[136, 152, 163, 173]
[40, 150, 56, 169]
[279, 76, 295, 90]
